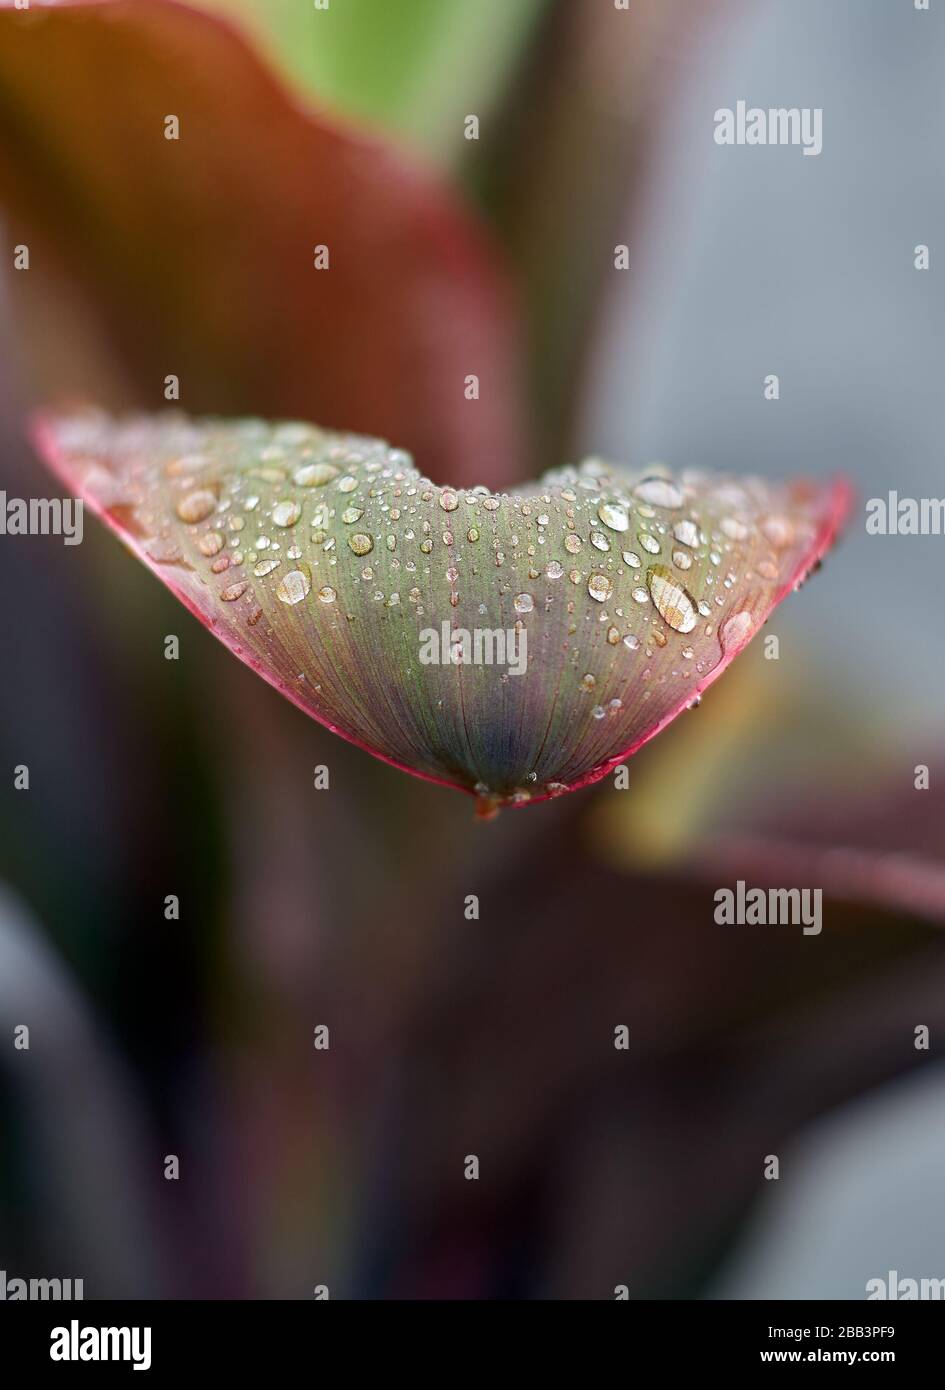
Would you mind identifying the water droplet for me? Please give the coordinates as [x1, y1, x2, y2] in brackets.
[294, 463, 338, 487]
[762, 516, 794, 548]
[622, 550, 641, 569]
[672, 548, 692, 571]
[341, 507, 364, 524]
[564, 533, 582, 554]
[591, 531, 610, 552]
[220, 580, 248, 601]
[606, 625, 621, 645]
[588, 573, 613, 601]
[598, 502, 629, 532]
[348, 533, 373, 556]
[546, 560, 564, 579]
[647, 564, 698, 633]
[580, 673, 597, 691]
[276, 567, 312, 605]
[144, 537, 183, 564]
[721, 516, 749, 541]
[623, 633, 640, 651]
[673, 519, 699, 548]
[514, 592, 534, 614]
[337, 475, 358, 493]
[317, 585, 337, 604]
[632, 587, 649, 604]
[272, 499, 301, 527]
[634, 476, 684, 508]
[467, 527, 480, 543]
[721, 609, 753, 649]
[253, 559, 280, 577]
[198, 530, 225, 557]
[439, 490, 459, 512]
[638, 532, 661, 555]
[592, 705, 606, 720]
[177, 489, 217, 523]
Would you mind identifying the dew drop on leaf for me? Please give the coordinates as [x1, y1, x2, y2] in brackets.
[272, 499, 301, 527]
[276, 567, 312, 604]
[647, 564, 698, 633]
[634, 476, 684, 508]
[176, 488, 217, 523]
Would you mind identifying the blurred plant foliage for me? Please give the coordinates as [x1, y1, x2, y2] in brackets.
[203, 0, 552, 162]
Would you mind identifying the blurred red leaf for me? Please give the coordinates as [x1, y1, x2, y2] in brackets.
[0, 0, 523, 488]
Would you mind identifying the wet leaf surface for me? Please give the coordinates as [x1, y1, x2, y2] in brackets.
[36, 409, 851, 808]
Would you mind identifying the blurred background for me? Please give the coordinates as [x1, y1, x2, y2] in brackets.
[1, 0, 944, 1299]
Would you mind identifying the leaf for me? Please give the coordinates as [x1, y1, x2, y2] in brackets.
[35, 409, 851, 810]
[0, 0, 522, 488]
[201, 0, 552, 163]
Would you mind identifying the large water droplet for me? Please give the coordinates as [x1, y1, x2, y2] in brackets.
[348, 533, 373, 556]
[271, 499, 301, 528]
[588, 573, 613, 602]
[762, 516, 794, 549]
[294, 462, 338, 487]
[198, 530, 225, 557]
[598, 502, 629, 532]
[176, 489, 217, 523]
[514, 593, 534, 614]
[721, 609, 753, 649]
[647, 564, 698, 632]
[277, 567, 312, 605]
[634, 476, 684, 508]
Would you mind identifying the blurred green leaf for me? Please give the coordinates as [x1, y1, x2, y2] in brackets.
[203, 0, 552, 162]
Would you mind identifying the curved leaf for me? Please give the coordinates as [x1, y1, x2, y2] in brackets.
[0, 0, 522, 487]
[35, 409, 851, 810]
